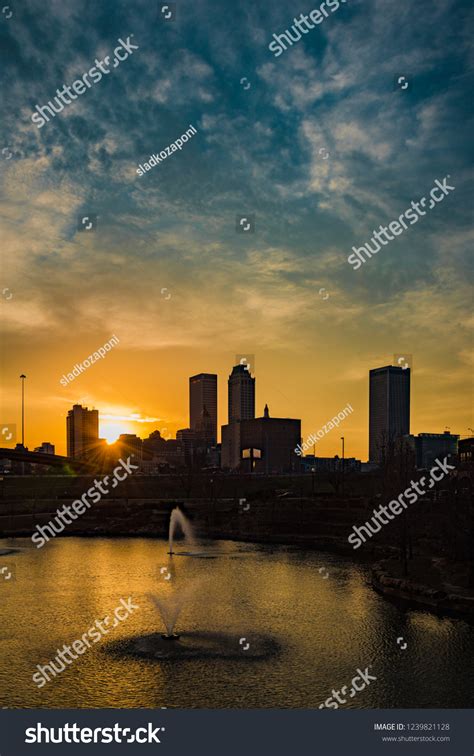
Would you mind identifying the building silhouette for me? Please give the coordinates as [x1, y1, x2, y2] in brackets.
[178, 373, 219, 467]
[406, 431, 459, 469]
[66, 404, 99, 459]
[116, 433, 143, 462]
[222, 403, 300, 472]
[222, 363, 301, 474]
[196, 406, 215, 447]
[34, 442, 55, 455]
[369, 366, 410, 463]
[459, 437, 473, 464]
[176, 428, 198, 467]
[228, 364, 255, 423]
[141, 430, 184, 472]
[190, 373, 217, 444]
[300, 455, 361, 473]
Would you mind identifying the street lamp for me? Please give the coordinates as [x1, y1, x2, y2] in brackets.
[340, 436, 345, 495]
[20, 374, 26, 447]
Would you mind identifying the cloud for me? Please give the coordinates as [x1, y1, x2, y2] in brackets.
[100, 413, 162, 423]
[1, 0, 472, 453]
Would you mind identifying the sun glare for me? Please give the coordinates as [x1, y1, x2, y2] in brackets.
[101, 422, 132, 445]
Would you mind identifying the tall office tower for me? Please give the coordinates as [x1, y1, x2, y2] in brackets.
[66, 404, 99, 458]
[369, 366, 410, 463]
[228, 364, 255, 423]
[190, 373, 217, 444]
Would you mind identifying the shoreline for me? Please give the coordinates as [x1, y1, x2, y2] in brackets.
[371, 562, 474, 622]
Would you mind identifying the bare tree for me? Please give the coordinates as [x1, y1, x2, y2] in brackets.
[379, 433, 416, 576]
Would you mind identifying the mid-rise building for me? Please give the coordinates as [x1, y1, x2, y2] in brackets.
[116, 433, 143, 462]
[221, 404, 300, 473]
[369, 366, 410, 463]
[142, 431, 184, 472]
[34, 442, 55, 455]
[142, 430, 167, 457]
[459, 437, 473, 465]
[300, 455, 361, 473]
[406, 431, 459, 469]
[176, 428, 198, 467]
[66, 404, 99, 459]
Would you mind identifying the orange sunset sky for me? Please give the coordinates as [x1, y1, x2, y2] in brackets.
[1, 0, 473, 459]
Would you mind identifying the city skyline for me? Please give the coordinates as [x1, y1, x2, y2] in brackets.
[1, 0, 472, 464]
[2, 359, 471, 462]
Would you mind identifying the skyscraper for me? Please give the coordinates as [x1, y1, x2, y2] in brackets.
[369, 366, 410, 463]
[66, 404, 99, 459]
[189, 373, 217, 444]
[228, 364, 255, 423]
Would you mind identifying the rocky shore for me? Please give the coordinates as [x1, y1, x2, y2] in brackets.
[372, 561, 474, 620]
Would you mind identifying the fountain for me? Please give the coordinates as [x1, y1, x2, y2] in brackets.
[104, 510, 280, 659]
[168, 506, 196, 556]
[147, 593, 182, 640]
[105, 507, 280, 661]
[146, 577, 207, 641]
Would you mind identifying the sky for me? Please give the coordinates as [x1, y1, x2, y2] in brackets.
[1, 0, 473, 458]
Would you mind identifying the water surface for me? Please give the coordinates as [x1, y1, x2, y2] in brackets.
[0, 537, 473, 708]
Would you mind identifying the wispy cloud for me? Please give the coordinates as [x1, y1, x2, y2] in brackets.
[1, 0, 472, 454]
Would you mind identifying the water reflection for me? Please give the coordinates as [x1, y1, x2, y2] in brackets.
[0, 537, 473, 708]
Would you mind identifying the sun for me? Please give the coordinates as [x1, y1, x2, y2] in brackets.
[101, 422, 132, 445]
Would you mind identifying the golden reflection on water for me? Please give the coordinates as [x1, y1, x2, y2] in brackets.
[0, 537, 473, 709]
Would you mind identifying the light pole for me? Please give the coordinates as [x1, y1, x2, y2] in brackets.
[340, 436, 345, 495]
[20, 374, 26, 447]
